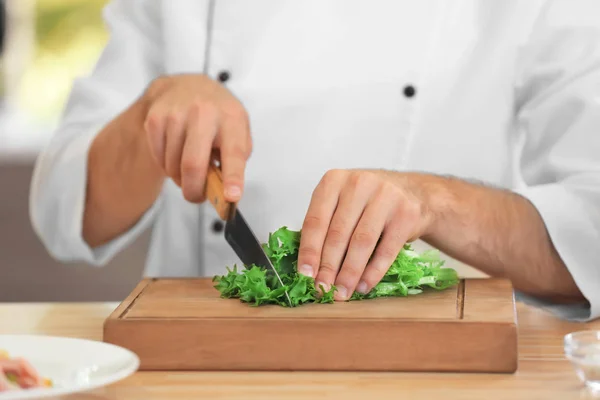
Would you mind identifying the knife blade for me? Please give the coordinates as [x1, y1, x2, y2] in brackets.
[205, 162, 293, 307]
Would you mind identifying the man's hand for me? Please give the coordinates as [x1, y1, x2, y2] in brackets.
[296, 169, 434, 301]
[142, 74, 252, 203]
[84, 74, 252, 247]
[297, 169, 585, 303]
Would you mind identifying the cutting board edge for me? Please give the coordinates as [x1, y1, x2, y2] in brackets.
[104, 316, 515, 323]
[103, 317, 518, 373]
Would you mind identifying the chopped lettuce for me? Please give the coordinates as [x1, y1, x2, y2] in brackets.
[213, 226, 459, 307]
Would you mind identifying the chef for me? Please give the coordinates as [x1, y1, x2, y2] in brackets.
[29, 0, 600, 321]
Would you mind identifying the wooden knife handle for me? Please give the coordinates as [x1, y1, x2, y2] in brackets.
[205, 162, 236, 221]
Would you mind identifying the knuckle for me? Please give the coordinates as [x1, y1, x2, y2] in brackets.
[375, 244, 399, 261]
[322, 169, 345, 184]
[151, 75, 168, 88]
[352, 229, 378, 248]
[190, 99, 217, 118]
[298, 245, 320, 265]
[319, 262, 338, 277]
[325, 225, 347, 247]
[363, 261, 391, 285]
[166, 111, 184, 127]
[144, 111, 162, 134]
[343, 262, 364, 277]
[402, 199, 421, 221]
[348, 172, 361, 187]
[146, 76, 169, 99]
[372, 262, 391, 278]
[221, 101, 248, 121]
[181, 158, 203, 176]
[302, 215, 324, 231]
[381, 181, 401, 199]
[349, 171, 374, 190]
[225, 144, 249, 160]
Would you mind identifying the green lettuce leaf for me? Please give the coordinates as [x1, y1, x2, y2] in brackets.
[213, 226, 459, 307]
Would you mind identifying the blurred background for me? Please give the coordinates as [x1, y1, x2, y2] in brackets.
[0, 0, 148, 302]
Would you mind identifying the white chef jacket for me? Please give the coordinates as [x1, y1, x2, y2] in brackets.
[29, 0, 600, 321]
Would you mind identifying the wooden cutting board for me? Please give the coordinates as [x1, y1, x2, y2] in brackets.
[103, 277, 518, 372]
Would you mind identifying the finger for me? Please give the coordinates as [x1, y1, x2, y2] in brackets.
[219, 106, 250, 202]
[297, 170, 347, 282]
[164, 110, 187, 186]
[333, 193, 390, 300]
[144, 103, 168, 168]
[359, 202, 419, 293]
[181, 104, 219, 203]
[315, 173, 377, 297]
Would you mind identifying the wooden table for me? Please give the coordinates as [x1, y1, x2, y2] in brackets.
[1, 301, 599, 400]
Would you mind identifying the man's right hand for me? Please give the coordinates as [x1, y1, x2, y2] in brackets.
[82, 74, 251, 247]
[141, 74, 252, 203]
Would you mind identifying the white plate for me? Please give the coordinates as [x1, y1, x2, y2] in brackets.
[0, 335, 139, 399]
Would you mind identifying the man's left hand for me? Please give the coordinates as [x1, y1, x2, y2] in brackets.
[296, 169, 434, 301]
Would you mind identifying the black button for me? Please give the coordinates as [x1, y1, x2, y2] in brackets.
[217, 70, 230, 83]
[403, 85, 416, 98]
[212, 219, 224, 233]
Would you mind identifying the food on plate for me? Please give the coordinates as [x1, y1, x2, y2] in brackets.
[0, 349, 52, 391]
[213, 226, 459, 307]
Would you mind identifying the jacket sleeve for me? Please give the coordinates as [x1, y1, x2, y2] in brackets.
[512, 0, 600, 321]
[29, 0, 164, 266]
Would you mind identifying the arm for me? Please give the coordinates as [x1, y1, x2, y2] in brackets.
[417, 174, 584, 303]
[82, 96, 165, 247]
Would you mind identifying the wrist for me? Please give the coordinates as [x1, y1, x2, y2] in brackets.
[417, 174, 450, 239]
[394, 172, 457, 240]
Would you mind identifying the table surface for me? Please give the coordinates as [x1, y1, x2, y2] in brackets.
[1, 301, 599, 400]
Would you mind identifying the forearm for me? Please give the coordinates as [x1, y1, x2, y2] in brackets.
[410, 174, 585, 303]
[83, 97, 165, 247]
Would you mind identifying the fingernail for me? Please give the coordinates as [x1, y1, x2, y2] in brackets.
[336, 285, 348, 300]
[226, 186, 241, 198]
[357, 281, 368, 294]
[298, 264, 314, 278]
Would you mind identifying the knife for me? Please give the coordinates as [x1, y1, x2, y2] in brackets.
[205, 162, 293, 307]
